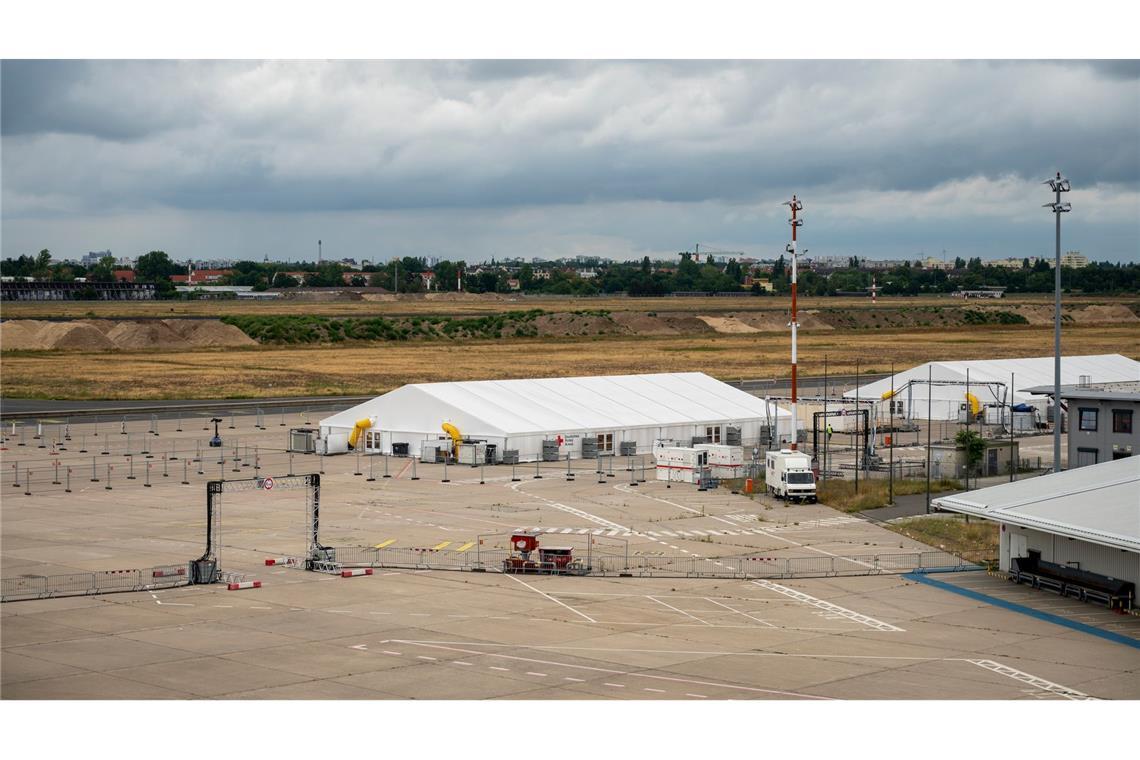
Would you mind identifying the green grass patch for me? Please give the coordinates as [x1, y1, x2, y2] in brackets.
[817, 478, 961, 512]
[884, 515, 998, 563]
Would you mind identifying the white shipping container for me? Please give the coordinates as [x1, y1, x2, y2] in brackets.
[695, 444, 744, 478]
[654, 446, 708, 484]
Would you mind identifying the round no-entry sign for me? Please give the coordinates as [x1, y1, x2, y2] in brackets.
[263, 477, 275, 490]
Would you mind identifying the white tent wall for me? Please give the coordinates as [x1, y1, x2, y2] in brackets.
[317, 372, 795, 459]
[843, 354, 1140, 422]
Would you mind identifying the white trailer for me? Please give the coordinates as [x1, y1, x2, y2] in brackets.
[695, 444, 745, 479]
[654, 446, 708, 484]
[765, 449, 817, 502]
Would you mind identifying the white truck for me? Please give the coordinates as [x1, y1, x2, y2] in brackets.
[765, 449, 817, 502]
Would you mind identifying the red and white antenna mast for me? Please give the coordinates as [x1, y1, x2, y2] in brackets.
[872, 274, 877, 305]
[784, 194, 804, 450]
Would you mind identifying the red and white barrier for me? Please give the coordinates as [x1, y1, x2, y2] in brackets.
[153, 568, 187, 577]
[227, 580, 262, 590]
[341, 568, 374, 578]
[264, 557, 292, 566]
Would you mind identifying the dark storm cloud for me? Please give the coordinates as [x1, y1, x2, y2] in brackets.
[1, 59, 1137, 262]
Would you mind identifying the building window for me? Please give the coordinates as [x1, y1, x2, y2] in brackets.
[1078, 408, 1098, 432]
[596, 432, 614, 452]
[705, 426, 721, 443]
[1112, 409, 1133, 434]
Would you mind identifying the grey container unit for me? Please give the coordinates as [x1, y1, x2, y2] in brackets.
[484, 444, 497, 464]
[288, 428, 317, 453]
[619, 441, 637, 456]
[501, 449, 519, 465]
[725, 426, 742, 446]
[581, 438, 598, 458]
[691, 436, 708, 446]
[421, 445, 441, 464]
[542, 439, 561, 462]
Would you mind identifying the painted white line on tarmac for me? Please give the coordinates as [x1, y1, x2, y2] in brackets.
[750, 579, 904, 632]
[703, 597, 777, 628]
[648, 595, 712, 626]
[503, 573, 597, 623]
[968, 659, 1094, 701]
[392, 639, 834, 700]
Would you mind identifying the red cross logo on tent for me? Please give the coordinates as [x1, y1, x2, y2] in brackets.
[556, 435, 565, 446]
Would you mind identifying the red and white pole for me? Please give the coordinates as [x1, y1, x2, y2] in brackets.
[872, 275, 877, 305]
[786, 195, 803, 450]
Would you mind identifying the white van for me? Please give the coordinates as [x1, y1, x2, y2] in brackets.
[765, 449, 817, 502]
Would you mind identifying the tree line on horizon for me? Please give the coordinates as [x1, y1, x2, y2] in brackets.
[2, 249, 1138, 299]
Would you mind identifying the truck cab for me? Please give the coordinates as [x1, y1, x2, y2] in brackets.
[765, 449, 817, 503]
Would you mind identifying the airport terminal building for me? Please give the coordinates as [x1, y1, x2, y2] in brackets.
[317, 372, 794, 461]
[934, 457, 1140, 594]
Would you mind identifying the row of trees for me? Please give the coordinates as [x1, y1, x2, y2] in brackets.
[4, 250, 1138, 298]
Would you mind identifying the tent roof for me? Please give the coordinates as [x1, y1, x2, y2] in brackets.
[844, 354, 1140, 406]
[932, 457, 1140, 552]
[321, 372, 791, 436]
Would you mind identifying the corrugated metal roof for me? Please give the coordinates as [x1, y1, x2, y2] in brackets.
[933, 457, 1140, 551]
[843, 354, 1140, 409]
[321, 372, 791, 436]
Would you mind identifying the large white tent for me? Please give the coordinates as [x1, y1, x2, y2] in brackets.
[318, 372, 794, 459]
[843, 354, 1140, 421]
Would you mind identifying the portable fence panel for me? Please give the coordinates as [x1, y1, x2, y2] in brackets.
[1, 576, 48, 601]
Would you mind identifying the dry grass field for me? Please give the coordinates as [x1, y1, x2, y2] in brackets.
[3, 322, 1137, 399]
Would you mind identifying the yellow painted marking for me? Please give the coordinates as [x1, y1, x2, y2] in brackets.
[456, 542, 476, 552]
[432, 541, 453, 551]
[373, 539, 396, 549]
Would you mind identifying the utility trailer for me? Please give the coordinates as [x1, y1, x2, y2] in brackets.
[501, 533, 589, 575]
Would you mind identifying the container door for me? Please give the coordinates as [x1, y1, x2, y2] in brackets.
[1010, 533, 1028, 560]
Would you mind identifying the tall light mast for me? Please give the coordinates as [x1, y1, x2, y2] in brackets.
[784, 195, 804, 450]
[1043, 171, 1071, 471]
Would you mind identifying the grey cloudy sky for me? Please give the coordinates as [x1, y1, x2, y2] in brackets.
[2, 59, 1138, 264]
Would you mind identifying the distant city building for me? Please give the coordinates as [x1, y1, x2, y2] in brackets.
[82, 250, 112, 267]
[921, 256, 954, 271]
[990, 256, 1042, 269]
[862, 259, 910, 270]
[805, 255, 851, 268]
[1060, 251, 1089, 268]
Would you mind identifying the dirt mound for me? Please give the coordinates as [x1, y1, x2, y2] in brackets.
[1009, 305, 1055, 325]
[0, 318, 259, 351]
[1077, 304, 1140, 323]
[609, 312, 679, 335]
[28, 321, 117, 350]
[1, 320, 46, 350]
[171, 320, 257, 347]
[77, 319, 119, 335]
[659, 314, 716, 334]
[696, 315, 761, 333]
[534, 313, 624, 337]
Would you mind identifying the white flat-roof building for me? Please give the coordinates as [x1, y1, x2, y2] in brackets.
[934, 457, 1140, 590]
[318, 372, 795, 460]
[843, 354, 1140, 422]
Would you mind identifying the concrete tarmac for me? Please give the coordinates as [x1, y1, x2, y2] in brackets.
[2, 412, 1137, 699]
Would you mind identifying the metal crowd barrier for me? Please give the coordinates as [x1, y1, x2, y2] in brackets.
[1, 563, 191, 602]
[327, 546, 974, 579]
